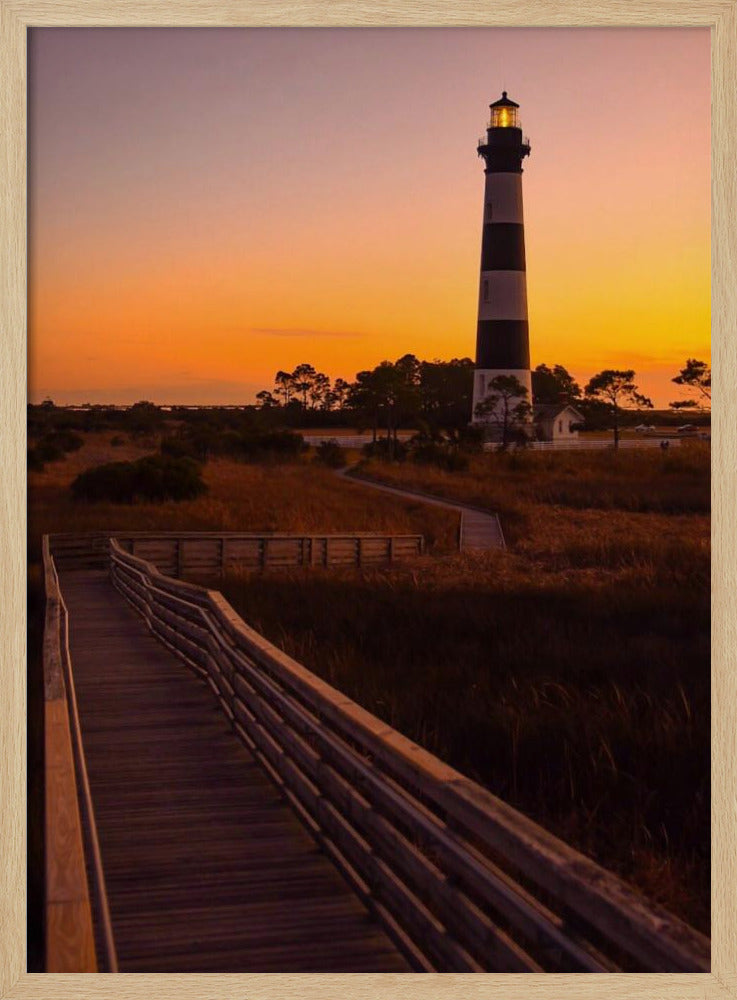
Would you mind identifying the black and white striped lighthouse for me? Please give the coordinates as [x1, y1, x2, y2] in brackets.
[471, 92, 532, 427]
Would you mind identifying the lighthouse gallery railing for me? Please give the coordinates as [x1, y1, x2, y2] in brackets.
[109, 538, 709, 973]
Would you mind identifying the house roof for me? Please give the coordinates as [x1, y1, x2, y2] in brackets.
[533, 403, 584, 421]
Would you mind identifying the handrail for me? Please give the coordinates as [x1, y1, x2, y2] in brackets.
[48, 530, 425, 575]
[109, 537, 709, 973]
[42, 536, 118, 972]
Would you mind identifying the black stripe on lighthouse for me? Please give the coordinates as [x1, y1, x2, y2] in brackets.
[480, 223, 526, 272]
[476, 320, 530, 370]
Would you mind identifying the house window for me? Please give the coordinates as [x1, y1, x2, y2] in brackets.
[483, 280, 489, 302]
[558, 420, 563, 433]
[568, 421, 573, 432]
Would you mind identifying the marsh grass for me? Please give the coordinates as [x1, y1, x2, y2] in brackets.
[213, 444, 710, 930]
[359, 444, 709, 543]
[218, 547, 709, 931]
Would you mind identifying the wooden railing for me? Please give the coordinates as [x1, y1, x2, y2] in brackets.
[49, 531, 425, 575]
[109, 539, 710, 973]
[42, 538, 117, 972]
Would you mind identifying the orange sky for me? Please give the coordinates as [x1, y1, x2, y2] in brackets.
[28, 27, 710, 407]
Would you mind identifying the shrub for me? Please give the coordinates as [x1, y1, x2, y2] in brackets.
[160, 435, 202, 461]
[235, 430, 307, 462]
[28, 429, 83, 469]
[314, 440, 347, 469]
[362, 438, 408, 462]
[124, 400, 164, 438]
[72, 461, 138, 503]
[457, 424, 486, 452]
[34, 440, 64, 464]
[45, 430, 84, 453]
[71, 455, 207, 504]
[410, 442, 469, 472]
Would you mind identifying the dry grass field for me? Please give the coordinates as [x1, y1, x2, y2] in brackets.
[29, 433, 710, 933]
[27, 432, 457, 560]
[216, 444, 710, 931]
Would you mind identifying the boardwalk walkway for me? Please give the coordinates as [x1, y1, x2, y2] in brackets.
[338, 469, 505, 551]
[60, 570, 410, 972]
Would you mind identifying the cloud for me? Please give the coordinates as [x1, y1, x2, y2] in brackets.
[251, 327, 365, 339]
[576, 350, 707, 370]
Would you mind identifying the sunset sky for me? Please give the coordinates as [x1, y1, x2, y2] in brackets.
[28, 27, 710, 407]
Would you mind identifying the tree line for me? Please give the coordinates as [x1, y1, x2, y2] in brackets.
[256, 356, 476, 443]
[253, 355, 710, 449]
[28, 356, 709, 462]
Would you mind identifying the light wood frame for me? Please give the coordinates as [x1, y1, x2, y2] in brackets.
[2, 4, 734, 999]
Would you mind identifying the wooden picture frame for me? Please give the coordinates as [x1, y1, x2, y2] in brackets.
[2, 3, 734, 998]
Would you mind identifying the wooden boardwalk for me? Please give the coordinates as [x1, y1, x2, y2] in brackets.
[60, 570, 410, 973]
[339, 469, 505, 551]
[458, 508, 505, 551]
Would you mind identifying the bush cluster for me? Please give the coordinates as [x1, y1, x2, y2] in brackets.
[361, 438, 408, 462]
[362, 434, 472, 472]
[71, 455, 207, 504]
[234, 430, 306, 462]
[160, 428, 306, 464]
[313, 440, 347, 469]
[28, 430, 84, 471]
[410, 442, 469, 472]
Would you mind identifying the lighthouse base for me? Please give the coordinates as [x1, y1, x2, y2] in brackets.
[471, 368, 533, 430]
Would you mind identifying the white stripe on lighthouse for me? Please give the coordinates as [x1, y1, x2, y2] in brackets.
[478, 270, 528, 320]
[475, 369, 533, 401]
[484, 172, 524, 224]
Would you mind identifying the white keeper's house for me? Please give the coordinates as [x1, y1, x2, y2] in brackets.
[533, 403, 584, 442]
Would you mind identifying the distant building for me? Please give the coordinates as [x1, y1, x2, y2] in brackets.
[533, 403, 584, 442]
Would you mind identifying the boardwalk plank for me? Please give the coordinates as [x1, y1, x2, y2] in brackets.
[60, 570, 410, 973]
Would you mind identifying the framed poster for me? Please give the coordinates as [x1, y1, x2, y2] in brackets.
[2, 3, 734, 998]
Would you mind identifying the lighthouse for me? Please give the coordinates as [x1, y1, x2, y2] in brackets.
[471, 92, 532, 430]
